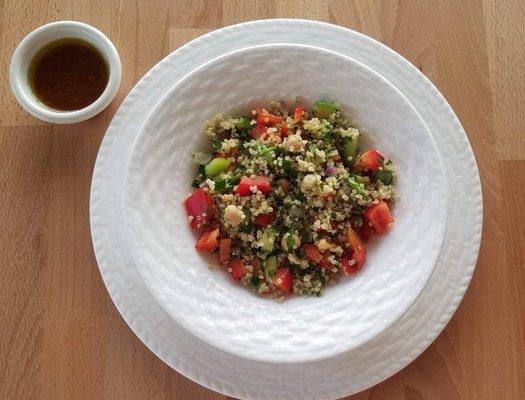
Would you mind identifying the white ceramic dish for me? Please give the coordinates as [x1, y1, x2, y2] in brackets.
[9, 20, 121, 124]
[123, 43, 447, 363]
[90, 20, 481, 399]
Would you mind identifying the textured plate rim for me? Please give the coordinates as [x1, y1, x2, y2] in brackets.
[90, 19, 482, 400]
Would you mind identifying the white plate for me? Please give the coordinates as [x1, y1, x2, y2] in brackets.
[90, 19, 481, 399]
[123, 43, 447, 363]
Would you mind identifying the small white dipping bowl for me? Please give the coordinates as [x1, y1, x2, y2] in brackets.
[123, 44, 448, 363]
[9, 21, 121, 124]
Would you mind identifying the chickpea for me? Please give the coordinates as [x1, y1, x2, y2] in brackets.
[301, 174, 317, 190]
[224, 205, 245, 227]
[283, 134, 305, 152]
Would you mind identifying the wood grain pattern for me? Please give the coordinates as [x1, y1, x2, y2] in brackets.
[1, 1, 523, 399]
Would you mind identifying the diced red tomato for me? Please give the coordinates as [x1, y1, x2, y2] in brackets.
[236, 176, 271, 196]
[184, 188, 215, 229]
[250, 123, 268, 139]
[359, 223, 374, 242]
[250, 258, 261, 273]
[254, 213, 274, 226]
[346, 226, 364, 251]
[341, 251, 364, 274]
[303, 244, 322, 263]
[253, 176, 271, 194]
[257, 109, 283, 126]
[355, 150, 385, 172]
[195, 227, 219, 251]
[236, 177, 252, 196]
[293, 107, 305, 123]
[273, 268, 292, 293]
[280, 124, 289, 136]
[343, 226, 366, 273]
[363, 200, 394, 235]
[219, 238, 231, 265]
[230, 260, 246, 280]
[352, 247, 366, 268]
[319, 252, 330, 269]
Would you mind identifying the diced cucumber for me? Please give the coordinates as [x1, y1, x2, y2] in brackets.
[313, 100, 339, 119]
[260, 229, 276, 252]
[205, 157, 231, 177]
[263, 255, 277, 282]
[375, 170, 393, 185]
[235, 117, 252, 131]
[341, 135, 359, 163]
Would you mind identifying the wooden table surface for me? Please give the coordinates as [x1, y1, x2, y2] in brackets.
[1, 1, 524, 399]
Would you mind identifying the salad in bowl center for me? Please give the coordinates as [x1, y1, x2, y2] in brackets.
[185, 100, 396, 301]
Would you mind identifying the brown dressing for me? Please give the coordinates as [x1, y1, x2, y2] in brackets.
[28, 38, 109, 111]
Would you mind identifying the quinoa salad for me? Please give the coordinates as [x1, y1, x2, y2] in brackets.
[184, 100, 396, 299]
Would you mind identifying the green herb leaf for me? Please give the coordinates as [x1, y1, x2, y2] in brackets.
[298, 225, 313, 242]
[250, 276, 261, 289]
[212, 138, 223, 152]
[286, 234, 295, 250]
[281, 159, 297, 178]
[235, 117, 252, 131]
[374, 170, 393, 185]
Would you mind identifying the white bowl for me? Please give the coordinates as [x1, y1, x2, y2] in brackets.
[123, 44, 447, 363]
[9, 21, 121, 124]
